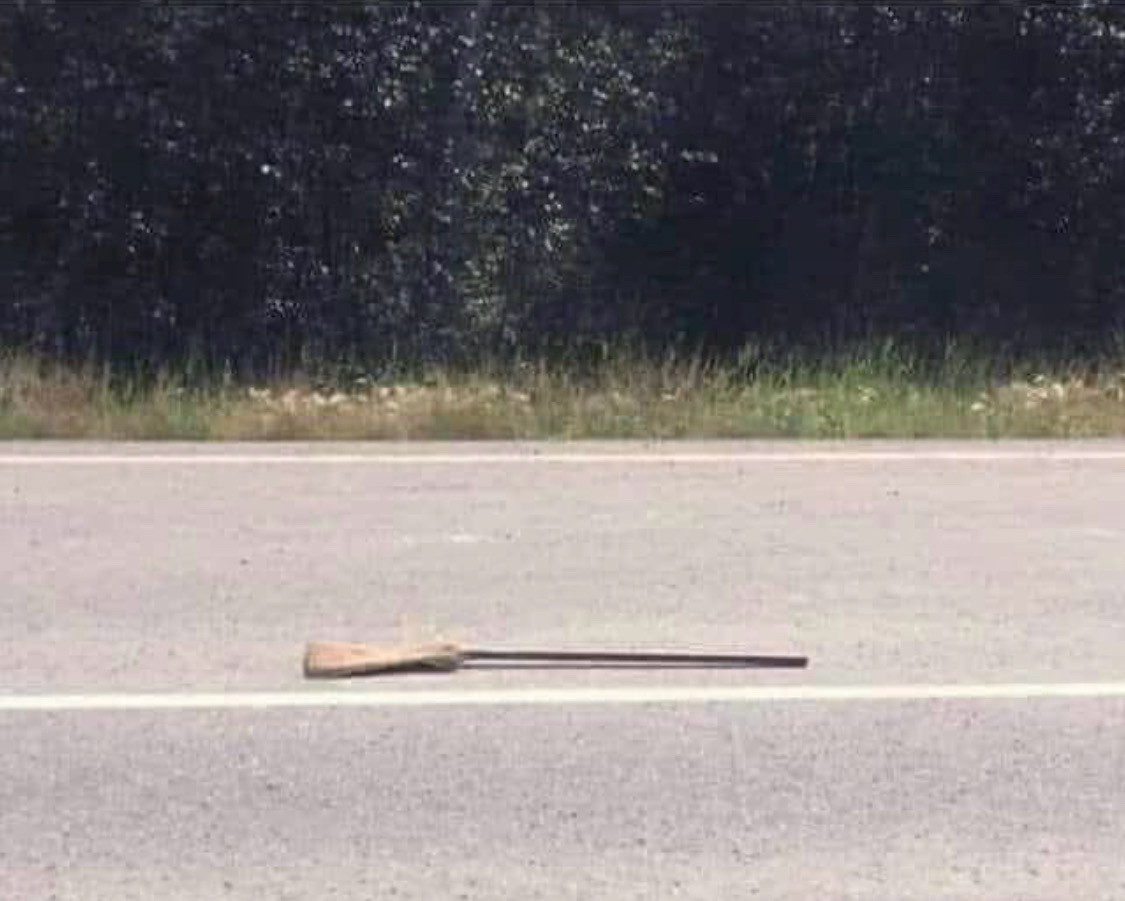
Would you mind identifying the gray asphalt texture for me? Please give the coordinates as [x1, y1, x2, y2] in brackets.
[3, 441, 1125, 899]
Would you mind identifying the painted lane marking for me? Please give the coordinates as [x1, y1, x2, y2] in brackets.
[4, 682, 1125, 712]
[4, 450, 1125, 465]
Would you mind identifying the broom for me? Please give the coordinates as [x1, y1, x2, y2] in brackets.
[303, 640, 808, 678]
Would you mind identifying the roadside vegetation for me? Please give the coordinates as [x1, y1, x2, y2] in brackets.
[6, 6, 1125, 401]
[5, 346, 1125, 441]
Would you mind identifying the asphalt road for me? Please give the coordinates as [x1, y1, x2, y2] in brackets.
[3, 441, 1125, 899]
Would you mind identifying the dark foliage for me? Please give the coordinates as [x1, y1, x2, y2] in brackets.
[3, 1, 1125, 371]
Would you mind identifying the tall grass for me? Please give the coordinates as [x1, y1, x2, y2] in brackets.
[3, 344, 1125, 440]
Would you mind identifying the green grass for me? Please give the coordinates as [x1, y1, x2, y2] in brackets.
[3, 346, 1125, 440]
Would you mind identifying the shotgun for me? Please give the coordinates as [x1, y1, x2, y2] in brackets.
[303, 640, 808, 678]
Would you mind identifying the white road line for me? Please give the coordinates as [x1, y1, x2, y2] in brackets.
[3, 683, 1125, 712]
[3, 450, 1125, 465]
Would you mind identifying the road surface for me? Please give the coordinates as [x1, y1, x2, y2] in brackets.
[2, 441, 1124, 899]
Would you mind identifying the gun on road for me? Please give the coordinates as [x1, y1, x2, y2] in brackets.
[303, 640, 809, 678]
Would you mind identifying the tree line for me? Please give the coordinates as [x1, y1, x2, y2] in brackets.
[3, 2, 1125, 372]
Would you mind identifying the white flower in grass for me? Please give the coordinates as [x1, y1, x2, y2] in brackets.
[280, 389, 301, 411]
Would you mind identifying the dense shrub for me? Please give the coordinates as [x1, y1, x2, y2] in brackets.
[3, 2, 1124, 370]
